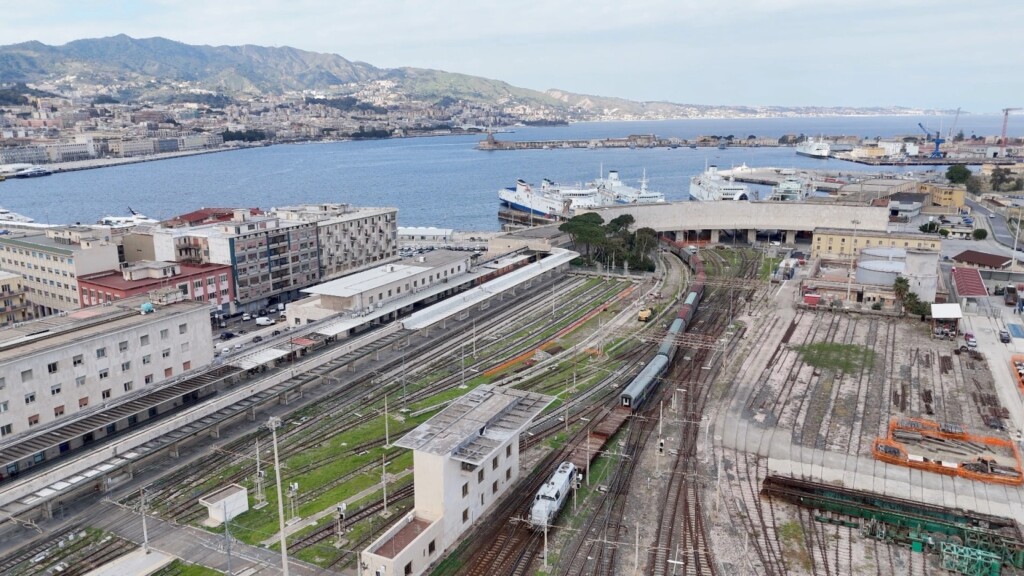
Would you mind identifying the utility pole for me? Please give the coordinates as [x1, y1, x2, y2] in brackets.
[382, 454, 389, 517]
[384, 394, 390, 448]
[223, 501, 233, 576]
[140, 488, 149, 554]
[269, 416, 290, 576]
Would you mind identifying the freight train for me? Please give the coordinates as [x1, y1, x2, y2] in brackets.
[620, 244, 705, 410]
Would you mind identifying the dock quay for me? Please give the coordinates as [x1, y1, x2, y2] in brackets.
[477, 132, 781, 151]
[831, 153, 1015, 166]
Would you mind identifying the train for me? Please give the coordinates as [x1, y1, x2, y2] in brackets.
[620, 244, 706, 410]
[529, 461, 578, 529]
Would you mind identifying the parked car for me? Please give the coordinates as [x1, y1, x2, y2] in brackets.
[234, 342, 244, 350]
[272, 330, 282, 336]
[965, 332, 978, 348]
[253, 335, 264, 343]
[219, 332, 236, 340]
[242, 313, 252, 321]
[255, 316, 274, 326]
[1000, 330, 1012, 343]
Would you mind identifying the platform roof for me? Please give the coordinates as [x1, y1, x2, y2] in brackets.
[303, 250, 469, 298]
[396, 385, 552, 465]
[931, 303, 963, 320]
[229, 347, 289, 370]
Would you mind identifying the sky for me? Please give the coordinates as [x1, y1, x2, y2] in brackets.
[3, 0, 1023, 113]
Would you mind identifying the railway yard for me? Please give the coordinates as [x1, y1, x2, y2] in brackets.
[4, 242, 1024, 576]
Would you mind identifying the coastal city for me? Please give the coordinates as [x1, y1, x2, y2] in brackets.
[2, 8, 1024, 576]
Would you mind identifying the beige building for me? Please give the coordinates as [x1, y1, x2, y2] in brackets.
[917, 183, 965, 210]
[363, 385, 551, 576]
[0, 271, 31, 326]
[811, 228, 941, 260]
[0, 227, 120, 316]
[270, 203, 398, 281]
[0, 292, 213, 461]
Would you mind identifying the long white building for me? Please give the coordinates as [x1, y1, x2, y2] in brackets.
[0, 291, 213, 474]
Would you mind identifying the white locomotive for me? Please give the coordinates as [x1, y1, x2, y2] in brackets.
[530, 461, 577, 529]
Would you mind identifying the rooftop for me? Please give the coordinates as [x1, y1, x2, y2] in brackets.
[303, 250, 470, 299]
[396, 385, 551, 465]
[952, 250, 1012, 269]
[0, 294, 208, 363]
[951, 267, 989, 297]
[80, 262, 231, 292]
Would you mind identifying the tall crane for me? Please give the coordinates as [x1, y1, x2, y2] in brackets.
[918, 122, 945, 158]
[947, 107, 962, 141]
[1001, 107, 1021, 158]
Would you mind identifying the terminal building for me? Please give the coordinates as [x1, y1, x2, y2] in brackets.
[0, 290, 213, 479]
[362, 385, 552, 576]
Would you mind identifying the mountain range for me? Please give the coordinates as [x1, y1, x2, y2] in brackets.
[0, 35, 953, 118]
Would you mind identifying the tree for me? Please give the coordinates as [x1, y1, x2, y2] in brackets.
[919, 221, 940, 233]
[991, 167, 1013, 191]
[965, 175, 983, 195]
[559, 213, 605, 259]
[946, 164, 971, 184]
[893, 276, 910, 313]
[973, 228, 988, 240]
[939, 228, 950, 237]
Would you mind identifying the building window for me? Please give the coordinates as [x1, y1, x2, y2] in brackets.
[102, 389, 111, 399]
[79, 397, 89, 408]
[140, 334, 150, 346]
[160, 329, 169, 340]
[143, 354, 151, 365]
[21, 369, 32, 382]
[164, 368, 173, 377]
[100, 369, 110, 380]
[492, 456, 498, 470]
[183, 361, 191, 371]
[28, 414, 39, 427]
[24, 392, 35, 405]
[162, 348, 171, 358]
[492, 480, 498, 494]
[404, 562, 412, 576]
[73, 354, 83, 367]
[506, 445, 512, 458]
[121, 361, 131, 371]
[123, 382, 133, 392]
[0, 376, 4, 390]
[48, 361, 59, 374]
[462, 508, 469, 523]
[180, 342, 190, 352]
[462, 483, 469, 497]
[0, 424, 11, 437]
[118, 340, 128, 352]
[54, 405, 64, 417]
[75, 376, 86, 387]
[0, 401, 7, 413]
[428, 540, 436, 555]
[51, 384, 61, 395]
[96, 347, 106, 358]
[477, 469, 484, 483]
[179, 323, 187, 335]
[145, 374, 154, 384]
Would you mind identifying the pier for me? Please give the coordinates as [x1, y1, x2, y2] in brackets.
[477, 132, 780, 151]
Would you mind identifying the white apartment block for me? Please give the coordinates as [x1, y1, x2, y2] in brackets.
[150, 210, 319, 311]
[0, 293, 214, 453]
[363, 386, 551, 576]
[271, 203, 398, 281]
[0, 271, 31, 326]
[108, 138, 155, 157]
[0, 146, 49, 165]
[0, 227, 120, 316]
[43, 139, 95, 162]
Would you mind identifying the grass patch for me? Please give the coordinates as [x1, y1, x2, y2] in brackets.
[152, 560, 222, 576]
[792, 342, 875, 374]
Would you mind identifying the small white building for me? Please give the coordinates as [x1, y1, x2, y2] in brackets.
[199, 484, 249, 527]
[362, 385, 552, 576]
[398, 227, 454, 245]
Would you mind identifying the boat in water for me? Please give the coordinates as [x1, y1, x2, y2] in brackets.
[767, 176, 814, 201]
[688, 165, 755, 201]
[98, 207, 159, 228]
[795, 138, 830, 159]
[499, 170, 664, 220]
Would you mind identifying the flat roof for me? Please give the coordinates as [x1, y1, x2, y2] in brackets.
[303, 250, 469, 298]
[931, 303, 963, 319]
[398, 226, 454, 235]
[80, 262, 231, 291]
[396, 385, 551, 464]
[500, 225, 566, 239]
[0, 295, 208, 363]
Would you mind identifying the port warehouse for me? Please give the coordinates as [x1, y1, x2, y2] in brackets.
[0, 246, 575, 517]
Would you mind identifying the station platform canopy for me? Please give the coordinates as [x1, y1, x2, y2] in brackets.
[230, 347, 290, 370]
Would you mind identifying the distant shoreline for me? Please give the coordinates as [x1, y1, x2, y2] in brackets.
[46, 146, 245, 174]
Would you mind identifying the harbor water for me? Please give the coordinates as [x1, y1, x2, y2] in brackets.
[0, 115, 1008, 231]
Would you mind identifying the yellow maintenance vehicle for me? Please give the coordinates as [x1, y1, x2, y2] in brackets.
[638, 307, 653, 322]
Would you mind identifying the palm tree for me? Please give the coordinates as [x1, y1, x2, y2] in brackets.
[893, 277, 910, 314]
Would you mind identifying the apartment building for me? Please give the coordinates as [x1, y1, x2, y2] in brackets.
[0, 292, 214, 454]
[0, 227, 120, 316]
[78, 261, 234, 310]
[811, 228, 941, 260]
[270, 203, 398, 281]
[147, 210, 319, 312]
[0, 271, 31, 326]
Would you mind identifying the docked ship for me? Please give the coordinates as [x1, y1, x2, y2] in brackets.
[688, 165, 755, 201]
[767, 176, 814, 201]
[499, 170, 664, 221]
[795, 138, 831, 159]
[98, 208, 159, 228]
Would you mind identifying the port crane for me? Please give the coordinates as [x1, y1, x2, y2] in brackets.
[1001, 107, 1021, 158]
[917, 122, 945, 158]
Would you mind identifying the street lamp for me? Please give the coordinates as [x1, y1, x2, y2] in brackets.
[845, 219, 861, 304]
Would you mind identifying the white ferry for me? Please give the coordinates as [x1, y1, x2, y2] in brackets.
[795, 138, 831, 159]
[688, 165, 754, 202]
